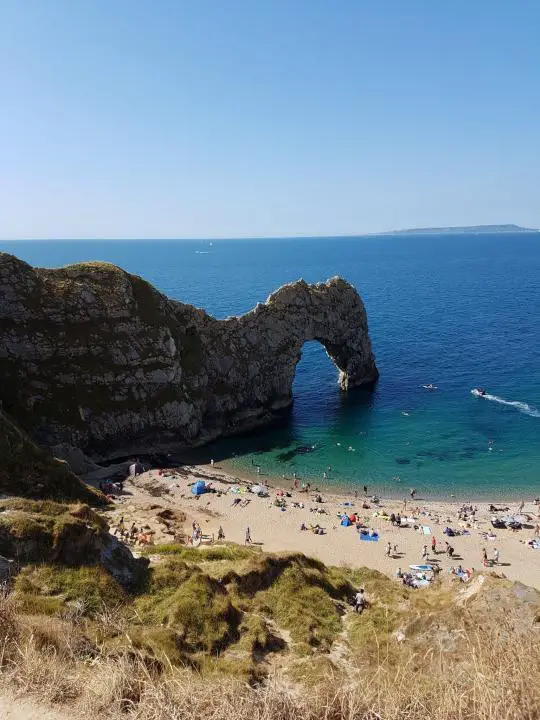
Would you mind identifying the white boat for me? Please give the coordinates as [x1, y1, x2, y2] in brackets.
[471, 388, 487, 397]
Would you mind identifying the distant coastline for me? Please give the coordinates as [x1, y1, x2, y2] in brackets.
[380, 224, 539, 236]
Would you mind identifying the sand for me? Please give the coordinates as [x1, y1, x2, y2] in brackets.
[103, 463, 540, 590]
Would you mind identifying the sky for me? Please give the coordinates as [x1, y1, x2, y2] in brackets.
[1, 1, 539, 239]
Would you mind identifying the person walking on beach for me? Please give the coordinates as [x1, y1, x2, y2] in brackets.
[493, 547, 500, 565]
[482, 547, 488, 566]
[519, 500, 525, 513]
[386, 541, 392, 557]
[410, 488, 417, 500]
[217, 526, 225, 541]
[363, 485, 368, 496]
[431, 536, 437, 554]
[245, 527, 252, 544]
[210, 458, 214, 467]
[422, 544, 428, 561]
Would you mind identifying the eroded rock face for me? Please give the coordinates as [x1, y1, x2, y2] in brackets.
[0, 253, 378, 459]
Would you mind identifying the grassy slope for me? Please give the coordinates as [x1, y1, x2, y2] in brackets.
[7, 540, 539, 685]
[0, 410, 104, 505]
[0, 538, 538, 718]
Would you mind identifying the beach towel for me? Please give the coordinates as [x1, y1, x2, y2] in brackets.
[422, 526, 432, 535]
[360, 533, 379, 542]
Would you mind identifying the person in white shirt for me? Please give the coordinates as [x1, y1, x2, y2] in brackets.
[354, 589, 366, 613]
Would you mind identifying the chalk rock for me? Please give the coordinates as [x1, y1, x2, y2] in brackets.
[0, 253, 378, 460]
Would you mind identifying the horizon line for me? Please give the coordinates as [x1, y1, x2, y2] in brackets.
[2, 224, 538, 243]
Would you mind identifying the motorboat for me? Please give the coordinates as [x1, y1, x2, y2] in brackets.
[422, 384, 438, 390]
[471, 388, 487, 397]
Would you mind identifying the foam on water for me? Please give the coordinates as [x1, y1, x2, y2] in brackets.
[472, 390, 540, 418]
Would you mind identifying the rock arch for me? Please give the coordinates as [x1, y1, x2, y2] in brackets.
[0, 254, 378, 459]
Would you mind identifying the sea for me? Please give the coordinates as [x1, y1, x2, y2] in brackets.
[3, 233, 540, 501]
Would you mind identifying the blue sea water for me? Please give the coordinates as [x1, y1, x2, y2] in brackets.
[3, 234, 540, 500]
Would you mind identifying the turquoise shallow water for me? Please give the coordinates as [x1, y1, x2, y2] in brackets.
[3, 234, 540, 500]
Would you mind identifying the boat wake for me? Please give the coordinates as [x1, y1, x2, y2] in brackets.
[471, 389, 540, 417]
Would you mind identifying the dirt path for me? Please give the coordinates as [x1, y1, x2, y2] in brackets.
[0, 693, 72, 720]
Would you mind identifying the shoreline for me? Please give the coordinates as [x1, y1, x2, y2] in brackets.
[178, 454, 540, 505]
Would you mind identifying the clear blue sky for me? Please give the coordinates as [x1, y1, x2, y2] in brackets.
[1, 1, 539, 239]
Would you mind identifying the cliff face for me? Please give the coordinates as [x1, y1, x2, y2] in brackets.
[0, 253, 378, 460]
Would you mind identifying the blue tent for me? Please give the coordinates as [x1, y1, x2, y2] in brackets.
[191, 480, 207, 496]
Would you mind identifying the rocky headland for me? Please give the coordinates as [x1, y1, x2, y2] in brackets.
[0, 253, 378, 461]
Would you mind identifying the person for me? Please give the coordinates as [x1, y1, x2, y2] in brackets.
[210, 458, 214, 467]
[256, 466, 261, 475]
[422, 544, 428, 560]
[482, 547, 488, 566]
[396, 567, 403, 578]
[386, 541, 391, 557]
[245, 527, 252, 544]
[363, 485, 368, 495]
[493, 547, 500, 565]
[114, 516, 125, 536]
[323, 471, 327, 480]
[431, 536, 437, 554]
[354, 588, 366, 613]
[390, 512, 396, 525]
[217, 526, 225, 541]
[519, 500, 525, 513]
[393, 543, 398, 555]
[410, 488, 417, 500]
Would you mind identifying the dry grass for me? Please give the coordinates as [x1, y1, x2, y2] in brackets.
[0, 588, 538, 720]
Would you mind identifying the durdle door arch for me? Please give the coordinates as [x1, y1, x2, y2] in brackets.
[0, 254, 378, 460]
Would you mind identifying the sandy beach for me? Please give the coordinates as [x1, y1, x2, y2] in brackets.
[103, 463, 540, 590]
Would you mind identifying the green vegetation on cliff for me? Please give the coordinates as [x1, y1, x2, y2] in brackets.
[0, 410, 104, 505]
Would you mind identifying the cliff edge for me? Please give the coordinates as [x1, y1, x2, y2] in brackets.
[0, 253, 378, 460]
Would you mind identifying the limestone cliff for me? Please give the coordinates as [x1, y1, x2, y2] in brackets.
[0, 253, 378, 460]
